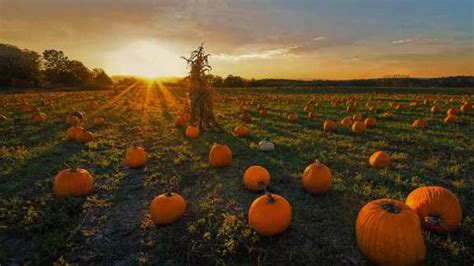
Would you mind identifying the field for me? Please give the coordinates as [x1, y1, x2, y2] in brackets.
[1, 83, 473, 265]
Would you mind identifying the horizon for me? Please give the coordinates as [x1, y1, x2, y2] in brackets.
[1, 0, 473, 79]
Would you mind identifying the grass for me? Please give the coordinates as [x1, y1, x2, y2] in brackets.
[1, 83, 473, 264]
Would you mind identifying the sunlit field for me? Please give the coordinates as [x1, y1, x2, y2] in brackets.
[1, 82, 472, 264]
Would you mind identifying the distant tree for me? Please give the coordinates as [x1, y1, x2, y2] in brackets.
[223, 74, 246, 87]
[42, 49, 70, 84]
[0, 44, 41, 86]
[92, 68, 113, 85]
[209, 74, 224, 87]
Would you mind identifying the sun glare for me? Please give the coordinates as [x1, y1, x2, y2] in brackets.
[104, 41, 186, 78]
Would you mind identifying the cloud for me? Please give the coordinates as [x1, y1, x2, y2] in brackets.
[214, 46, 299, 61]
[392, 38, 414, 44]
[312, 36, 326, 41]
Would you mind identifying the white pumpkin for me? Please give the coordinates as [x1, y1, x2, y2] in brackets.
[258, 140, 275, 151]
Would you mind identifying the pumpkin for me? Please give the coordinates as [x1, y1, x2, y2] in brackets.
[369, 151, 390, 168]
[32, 112, 47, 122]
[53, 168, 94, 197]
[406, 186, 462, 233]
[248, 192, 292, 236]
[67, 126, 84, 140]
[323, 120, 336, 132]
[209, 143, 232, 168]
[77, 129, 93, 143]
[66, 115, 80, 126]
[460, 103, 471, 113]
[364, 117, 376, 127]
[340, 117, 353, 127]
[125, 146, 147, 168]
[412, 119, 428, 129]
[444, 114, 457, 124]
[352, 121, 366, 133]
[258, 140, 275, 151]
[447, 108, 457, 116]
[175, 113, 190, 127]
[94, 117, 105, 126]
[287, 113, 298, 123]
[240, 112, 252, 122]
[234, 125, 250, 137]
[352, 113, 363, 121]
[302, 160, 332, 194]
[259, 109, 268, 116]
[150, 192, 186, 225]
[382, 111, 394, 118]
[303, 105, 312, 112]
[243, 165, 270, 191]
[0, 115, 7, 121]
[346, 105, 355, 113]
[185, 126, 200, 139]
[430, 106, 439, 113]
[307, 111, 317, 119]
[356, 198, 426, 265]
[70, 111, 84, 120]
[257, 104, 265, 110]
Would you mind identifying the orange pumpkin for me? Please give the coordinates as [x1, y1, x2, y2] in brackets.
[125, 146, 147, 168]
[185, 126, 200, 139]
[352, 121, 366, 133]
[66, 115, 80, 126]
[340, 117, 353, 127]
[364, 118, 377, 127]
[460, 103, 471, 113]
[406, 186, 462, 233]
[412, 119, 428, 129]
[243, 165, 270, 191]
[369, 151, 390, 168]
[67, 126, 84, 140]
[356, 199, 426, 265]
[302, 160, 332, 194]
[240, 112, 252, 122]
[352, 113, 363, 121]
[447, 108, 457, 116]
[257, 104, 265, 110]
[287, 113, 298, 123]
[248, 192, 292, 236]
[234, 125, 249, 137]
[444, 115, 457, 124]
[259, 109, 268, 116]
[209, 143, 232, 168]
[32, 112, 47, 122]
[53, 168, 94, 197]
[77, 129, 93, 143]
[175, 113, 190, 127]
[94, 117, 105, 126]
[323, 120, 336, 132]
[382, 111, 394, 118]
[150, 192, 186, 225]
[430, 106, 439, 113]
[307, 111, 317, 119]
[0, 115, 7, 121]
[303, 105, 312, 112]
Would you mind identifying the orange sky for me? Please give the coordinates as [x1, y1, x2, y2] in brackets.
[1, 0, 473, 79]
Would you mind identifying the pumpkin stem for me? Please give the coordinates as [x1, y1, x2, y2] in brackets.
[314, 160, 322, 167]
[165, 190, 173, 197]
[425, 215, 442, 225]
[262, 185, 275, 203]
[381, 203, 400, 214]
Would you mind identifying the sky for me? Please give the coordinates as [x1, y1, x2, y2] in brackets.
[0, 0, 473, 79]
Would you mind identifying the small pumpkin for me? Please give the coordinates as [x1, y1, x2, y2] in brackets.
[175, 113, 190, 127]
[382, 111, 394, 118]
[460, 103, 471, 113]
[94, 117, 105, 126]
[369, 151, 390, 168]
[150, 192, 186, 225]
[248, 192, 292, 236]
[307, 111, 317, 119]
[258, 140, 275, 151]
[446, 108, 457, 116]
[259, 109, 268, 116]
[67, 126, 84, 140]
[209, 143, 232, 168]
[351, 121, 366, 133]
[66, 115, 80, 126]
[70, 111, 84, 120]
[412, 119, 428, 129]
[356, 198, 426, 265]
[77, 129, 93, 143]
[243, 165, 270, 191]
[33, 112, 47, 122]
[302, 160, 332, 194]
[406, 186, 462, 233]
[185, 126, 200, 139]
[303, 105, 312, 112]
[125, 146, 147, 168]
[352, 113, 363, 121]
[340, 117, 353, 128]
[323, 120, 336, 132]
[53, 168, 94, 197]
[234, 125, 250, 137]
[287, 113, 298, 123]
[444, 114, 457, 124]
[257, 104, 265, 110]
[364, 118, 377, 127]
[0, 115, 7, 121]
[430, 106, 439, 113]
[240, 112, 252, 122]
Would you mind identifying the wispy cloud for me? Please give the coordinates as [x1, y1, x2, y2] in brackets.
[312, 36, 326, 41]
[392, 38, 414, 44]
[214, 46, 299, 61]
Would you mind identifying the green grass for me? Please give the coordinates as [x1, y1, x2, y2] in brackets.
[1, 84, 473, 265]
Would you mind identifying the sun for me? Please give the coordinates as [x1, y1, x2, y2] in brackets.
[104, 40, 186, 78]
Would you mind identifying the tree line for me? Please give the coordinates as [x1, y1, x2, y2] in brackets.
[0, 43, 112, 88]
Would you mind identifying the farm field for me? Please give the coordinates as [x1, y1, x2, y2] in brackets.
[1, 82, 473, 265]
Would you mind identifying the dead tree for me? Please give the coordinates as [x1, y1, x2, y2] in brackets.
[181, 44, 221, 131]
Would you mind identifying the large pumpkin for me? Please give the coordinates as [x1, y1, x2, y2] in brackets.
[352, 121, 366, 133]
[53, 168, 93, 197]
[125, 146, 147, 168]
[406, 186, 462, 233]
[302, 160, 332, 194]
[150, 192, 186, 225]
[323, 120, 336, 132]
[234, 125, 250, 137]
[248, 193, 292, 236]
[209, 143, 232, 168]
[356, 198, 426, 265]
[185, 126, 200, 139]
[243, 165, 270, 191]
[369, 151, 390, 168]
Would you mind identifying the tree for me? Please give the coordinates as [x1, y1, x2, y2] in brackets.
[92, 68, 113, 85]
[0, 44, 41, 86]
[223, 74, 246, 87]
[182, 45, 220, 131]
